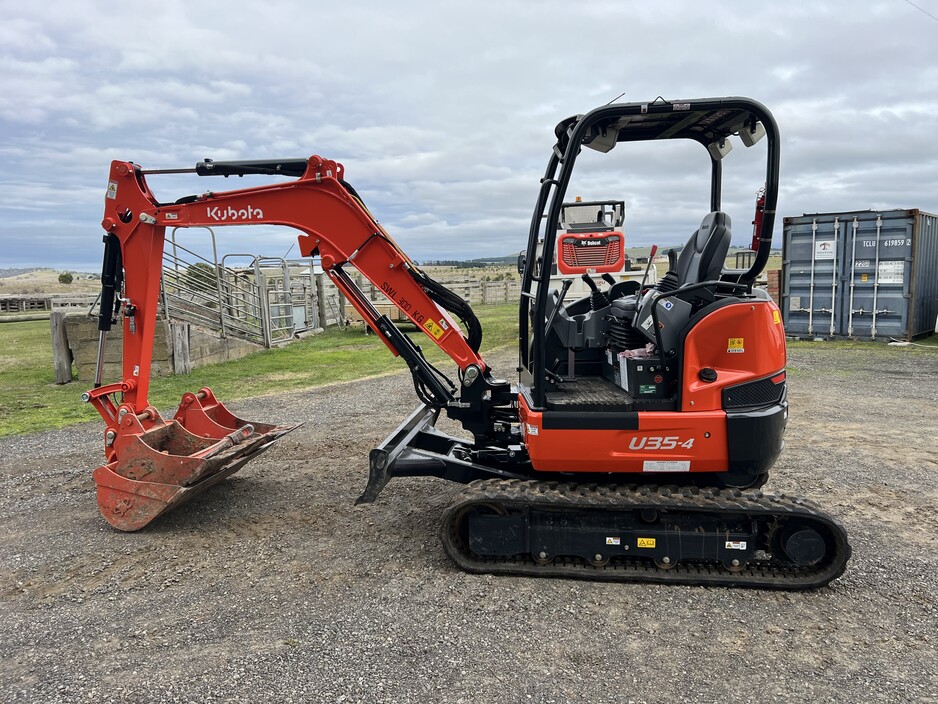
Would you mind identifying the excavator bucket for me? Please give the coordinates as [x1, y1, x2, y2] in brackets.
[93, 389, 297, 531]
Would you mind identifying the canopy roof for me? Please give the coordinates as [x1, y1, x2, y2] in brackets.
[554, 97, 771, 152]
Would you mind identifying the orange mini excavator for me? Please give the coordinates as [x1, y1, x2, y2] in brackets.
[87, 97, 850, 588]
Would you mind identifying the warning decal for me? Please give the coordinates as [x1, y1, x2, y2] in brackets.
[423, 319, 445, 340]
[773, 310, 781, 325]
[637, 538, 656, 548]
[106, 180, 118, 199]
[605, 537, 621, 546]
[727, 337, 745, 353]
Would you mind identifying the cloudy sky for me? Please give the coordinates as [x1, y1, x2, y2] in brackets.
[1, 1, 936, 270]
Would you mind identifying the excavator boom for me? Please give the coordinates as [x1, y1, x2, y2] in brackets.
[89, 155, 496, 530]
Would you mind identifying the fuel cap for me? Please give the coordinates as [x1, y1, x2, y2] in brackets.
[698, 368, 718, 383]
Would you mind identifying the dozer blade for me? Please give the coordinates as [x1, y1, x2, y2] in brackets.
[94, 393, 298, 531]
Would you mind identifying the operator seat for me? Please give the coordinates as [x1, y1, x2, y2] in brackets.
[606, 212, 733, 352]
[674, 211, 732, 287]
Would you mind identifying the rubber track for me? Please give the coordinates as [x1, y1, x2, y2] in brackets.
[440, 480, 851, 590]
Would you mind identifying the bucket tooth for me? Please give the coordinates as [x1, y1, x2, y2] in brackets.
[174, 387, 282, 438]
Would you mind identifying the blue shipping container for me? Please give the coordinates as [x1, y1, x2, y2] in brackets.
[782, 209, 938, 340]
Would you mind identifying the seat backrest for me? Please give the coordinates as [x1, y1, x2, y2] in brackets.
[674, 212, 732, 287]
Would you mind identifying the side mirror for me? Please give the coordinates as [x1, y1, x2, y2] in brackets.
[517, 251, 526, 275]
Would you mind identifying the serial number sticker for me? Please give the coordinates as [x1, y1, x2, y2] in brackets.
[637, 538, 656, 548]
[423, 319, 445, 340]
[106, 180, 118, 199]
[773, 310, 781, 325]
[605, 537, 621, 546]
[725, 541, 748, 550]
[727, 337, 745, 353]
[642, 460, 691, 473]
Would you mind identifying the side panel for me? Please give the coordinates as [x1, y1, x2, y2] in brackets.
[681, 300, 787, 412]
[911, 212, 938, 338]
[519, 397, 729, 473]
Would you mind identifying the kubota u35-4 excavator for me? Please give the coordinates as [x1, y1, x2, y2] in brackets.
[87, 97, 850, 589]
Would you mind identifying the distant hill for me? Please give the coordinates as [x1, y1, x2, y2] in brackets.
[421, 245, 781, 269]
[421, 256, 517, 268]
[0, 267, 42, 279]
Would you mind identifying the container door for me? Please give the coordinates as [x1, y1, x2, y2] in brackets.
[843, 210, 914, 340]
[909, 212, 938, 339]
[783, 215, 844, 337]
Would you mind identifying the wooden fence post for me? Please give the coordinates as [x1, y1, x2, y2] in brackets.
[171, 322, 192, 374]
[50, 311, 73, 384]
[315, 273, 329, 328]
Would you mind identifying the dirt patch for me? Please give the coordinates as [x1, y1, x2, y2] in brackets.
[1, 345, 937, 703]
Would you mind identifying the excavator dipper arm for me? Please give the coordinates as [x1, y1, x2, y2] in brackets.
[89, 156, 498, 530]
[100, 155, 485, 411]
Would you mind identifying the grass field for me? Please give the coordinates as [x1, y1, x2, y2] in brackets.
[0, 305, 518, 438]
[2, 304, 933, 438]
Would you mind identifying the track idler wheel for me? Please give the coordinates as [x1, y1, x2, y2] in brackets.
[777, 525, 827, 567]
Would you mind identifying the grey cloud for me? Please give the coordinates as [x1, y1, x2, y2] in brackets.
[1, 0, 936, 270]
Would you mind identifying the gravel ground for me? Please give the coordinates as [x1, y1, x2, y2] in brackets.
[2, 344, 937, 703]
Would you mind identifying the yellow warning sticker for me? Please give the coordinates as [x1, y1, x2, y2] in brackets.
[423, 319, 445, 340]
[861, 273, 869, 282]
[727, 337, 745, 354]
[637, 537, 656, 549]
[772, 310, 781, 325]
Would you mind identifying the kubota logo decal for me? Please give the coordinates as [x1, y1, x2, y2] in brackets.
[207, 205, 264, 221]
